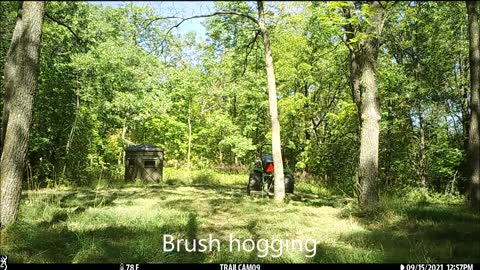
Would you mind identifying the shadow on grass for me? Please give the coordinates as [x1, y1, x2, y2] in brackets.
[287, 192, 347, 208]
[22, 190, 122, 210]
[3, 211, 206, 263]
[333, 202, 480, 263]
[308, 242, 355, 263]
[9, 179, 480, 263]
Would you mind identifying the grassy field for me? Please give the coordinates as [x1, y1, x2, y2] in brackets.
[1, 168, 479, 263]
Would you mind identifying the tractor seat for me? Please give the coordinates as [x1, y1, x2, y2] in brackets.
[262, 155, 273, 164]
[261, 155, 274, 173]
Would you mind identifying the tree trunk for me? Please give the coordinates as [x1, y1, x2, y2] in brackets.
[384, 100, 393, 187]
[304, 84, 311, 141]
[187, 101, 192, 175]
[119, 116, 127, 165]
[343, 5, 362, 126]
[458, 55, 470, 153]
[344, 1, 385, 208]
[257, 0, 285, 201]
[63, 90, 80, 175]
[1, 1, 45, 227]
[418, 108, 428, 190]
[232, 94, 237, 118]
[357, 43, 382, 207]
[466, 0, 480, 210]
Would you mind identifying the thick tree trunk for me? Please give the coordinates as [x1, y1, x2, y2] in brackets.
[257, 0, 285, 201]
[1, 1, 45, 227]
[466, 0, 480, 210]
[344, 1, 385, 208]
[357, 43, 382, 207]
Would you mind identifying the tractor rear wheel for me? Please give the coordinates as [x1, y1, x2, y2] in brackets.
[284, 174, 294, 194]
[247, 171, 262, 194]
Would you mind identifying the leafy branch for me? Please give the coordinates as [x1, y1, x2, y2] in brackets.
[147, 11, 258, 55]
[45, 12, 83, 44]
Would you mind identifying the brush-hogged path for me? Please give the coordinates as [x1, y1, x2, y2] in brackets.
[1, 174, 479, 263]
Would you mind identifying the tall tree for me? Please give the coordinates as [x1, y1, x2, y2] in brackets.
[466, 0, 480, 209]
[257, 0, 285, 201]
[0, 1, 45, 227]
[343, 1, 387, 207]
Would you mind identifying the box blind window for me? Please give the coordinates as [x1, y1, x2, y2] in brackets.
[144, 159, 156, 168]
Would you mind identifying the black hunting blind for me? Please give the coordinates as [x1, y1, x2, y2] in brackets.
[125, 144, 164, 182]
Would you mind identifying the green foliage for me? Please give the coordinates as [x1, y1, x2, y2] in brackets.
[0, 1, 470, 197]
[0, 1, 478, 264]
[0, 1, 478, 265]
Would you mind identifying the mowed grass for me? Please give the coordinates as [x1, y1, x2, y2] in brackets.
[1, 168, 479, 263]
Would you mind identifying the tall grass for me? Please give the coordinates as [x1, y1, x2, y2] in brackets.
[1, 168, 478, 263]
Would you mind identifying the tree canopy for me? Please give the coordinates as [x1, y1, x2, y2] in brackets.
[0, 1, 478, 207]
